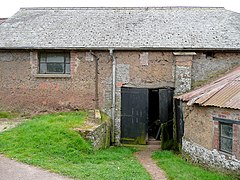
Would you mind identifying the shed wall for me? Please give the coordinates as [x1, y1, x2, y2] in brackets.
[183, 104, 240, 157]
[182, 104, 214, 149]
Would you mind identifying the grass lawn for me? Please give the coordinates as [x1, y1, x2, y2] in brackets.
[0, 111, 150, 180]
[152, 151, 237, 180]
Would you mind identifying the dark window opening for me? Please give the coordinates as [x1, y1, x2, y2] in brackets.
[205, 51, 215, 59]
[39, 52, 70, 74]
[219, 122, 232, 154]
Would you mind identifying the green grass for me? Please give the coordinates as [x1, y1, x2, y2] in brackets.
[152, 151, 236, 180]
[0, 111, 19, 119]
[0, 111, 150, 180]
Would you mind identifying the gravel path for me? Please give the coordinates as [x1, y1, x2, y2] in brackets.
[135, 141, 167, 180]
[0, 155, 72, 180]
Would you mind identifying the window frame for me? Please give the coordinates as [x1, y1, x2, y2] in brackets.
[38, 52, 70, 74]
[219, 122, 233, 154]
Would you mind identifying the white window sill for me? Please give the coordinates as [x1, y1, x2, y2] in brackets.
[219, 150, 232, 156]
[34, 74, 71, 78]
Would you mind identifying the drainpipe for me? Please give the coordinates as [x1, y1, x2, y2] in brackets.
[90, 50, 99, 109]
[109, 48, 116, 144]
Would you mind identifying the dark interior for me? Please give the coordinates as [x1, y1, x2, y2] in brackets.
[148, 89, 161, 140]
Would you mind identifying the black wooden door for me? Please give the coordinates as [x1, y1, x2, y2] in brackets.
[159, 88, 174, 149]
[121, 87, 148, 144]
[159, 88, 174, 123]
[175, 99, 184, 145]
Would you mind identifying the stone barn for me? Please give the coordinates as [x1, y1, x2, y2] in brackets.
[0, 7, 240, 144]
[175, 66, 240, 170]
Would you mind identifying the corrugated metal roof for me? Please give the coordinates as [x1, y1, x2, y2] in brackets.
[0, 7, 240, 49]
[175, 66, 240, 109]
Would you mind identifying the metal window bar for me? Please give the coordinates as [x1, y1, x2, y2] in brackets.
[39, 52, 70, 74]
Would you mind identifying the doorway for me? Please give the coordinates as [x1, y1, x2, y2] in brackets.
[120, 87, 174, 144]
[148, 89, 161, 140]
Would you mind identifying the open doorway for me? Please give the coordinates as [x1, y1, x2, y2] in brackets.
[148, 89, 161, 140]
[120, 87, 173, 145]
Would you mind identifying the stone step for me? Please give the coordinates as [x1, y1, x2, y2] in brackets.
[148, 140, 160, 145]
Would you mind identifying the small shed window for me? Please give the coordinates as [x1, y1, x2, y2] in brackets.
[219, 122, 232, 153]
[39, 52, 70, 74]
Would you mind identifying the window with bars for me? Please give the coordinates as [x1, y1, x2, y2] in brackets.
[39, 52, 70, 74]
[219, 122, 232, 154]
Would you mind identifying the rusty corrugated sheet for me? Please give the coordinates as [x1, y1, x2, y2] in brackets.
[203, 81, 240, 108]
[225, 91, 240, 109]
[175, 66, 240, 110]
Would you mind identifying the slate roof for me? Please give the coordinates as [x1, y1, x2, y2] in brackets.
[0, 7, 240, 50]
[0, 18, 7, 24]
[175, 66, 240, 110]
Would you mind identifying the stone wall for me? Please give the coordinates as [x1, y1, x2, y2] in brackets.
[183, 139, 240, 171]
[1, 50, 240, 144]
[192, 52, 240, 84]
[85, 121, 111, 150]
[182, 103, 240, 170]
[174, 52, 196, 94]
[102, 51, 176, 144]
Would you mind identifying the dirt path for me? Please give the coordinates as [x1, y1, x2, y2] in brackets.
[0, 155, 72, 180]
[0, 118, 166, 179]
[0, 118, 25, 133]
[135, 141, 167, 180]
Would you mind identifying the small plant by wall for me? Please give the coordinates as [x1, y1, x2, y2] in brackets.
[160, 121, 174, 150]
[75, 111, 112, 150]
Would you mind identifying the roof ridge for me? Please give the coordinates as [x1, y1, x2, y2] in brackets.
[20, 6, 225, 11]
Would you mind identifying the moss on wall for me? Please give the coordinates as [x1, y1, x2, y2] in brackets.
[192, 68, 234, 89]
[161, 122, 174, 150]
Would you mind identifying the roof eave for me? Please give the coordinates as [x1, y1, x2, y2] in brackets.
[180, 102, 240, 110]
[1, 46, 240, 51]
